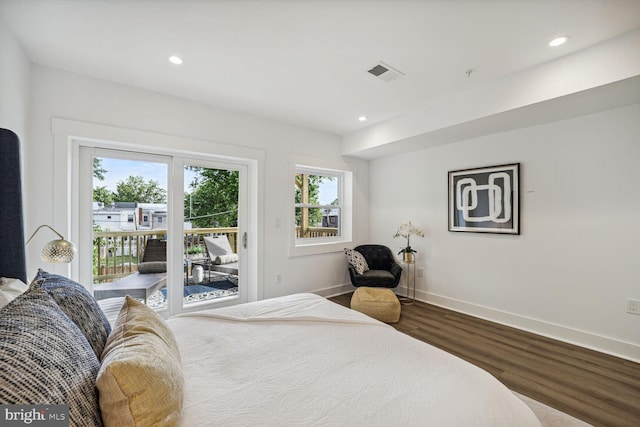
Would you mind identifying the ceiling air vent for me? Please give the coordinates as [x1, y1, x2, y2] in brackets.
[367, 61, 404, 82]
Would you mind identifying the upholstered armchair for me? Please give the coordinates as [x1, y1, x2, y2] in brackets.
[347, 244, 402, 288]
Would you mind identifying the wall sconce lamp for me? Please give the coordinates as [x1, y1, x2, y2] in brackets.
[26, 225, 76, 263]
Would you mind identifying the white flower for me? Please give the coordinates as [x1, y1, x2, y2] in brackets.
[393, 221, 425, 239]
[393, 221, 425, 254]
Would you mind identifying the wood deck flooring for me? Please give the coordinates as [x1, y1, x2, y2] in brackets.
[328, 293, 640, 427]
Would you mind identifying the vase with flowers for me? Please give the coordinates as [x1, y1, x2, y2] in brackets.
[393, 220, 425, 263]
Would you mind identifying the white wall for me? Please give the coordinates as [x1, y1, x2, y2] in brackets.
[0, 16, 30, 145]
[26, 65, 368, 298]
[368, 104, 640, 361]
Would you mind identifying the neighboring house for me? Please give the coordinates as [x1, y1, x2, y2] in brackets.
[93, 202, 168, 258]
[92, 202, 137, 231]
[93, 202, 167, 231]
[322, 207, 339, 228]
[136, 203, 168, 230]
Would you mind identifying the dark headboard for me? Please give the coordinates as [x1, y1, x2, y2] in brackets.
[0, 128, 27, 283]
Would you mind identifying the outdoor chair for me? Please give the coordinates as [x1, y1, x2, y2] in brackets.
[137, 238, 167, 273]
[203, 235, 239, 276]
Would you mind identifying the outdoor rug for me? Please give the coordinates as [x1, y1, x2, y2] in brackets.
[148, 275, 238, 309]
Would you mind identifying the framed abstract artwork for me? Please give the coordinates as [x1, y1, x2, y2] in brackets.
[448, 163, 520, 234]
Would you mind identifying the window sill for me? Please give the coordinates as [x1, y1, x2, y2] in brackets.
[289, 239, 352, 257]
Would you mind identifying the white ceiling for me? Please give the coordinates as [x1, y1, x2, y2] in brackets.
[1, 0, 640, 136]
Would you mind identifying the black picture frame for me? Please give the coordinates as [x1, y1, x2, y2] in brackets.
[448, 163, 520, 234]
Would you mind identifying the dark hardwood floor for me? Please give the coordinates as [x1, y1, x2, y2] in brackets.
[329, 293, 640, 427]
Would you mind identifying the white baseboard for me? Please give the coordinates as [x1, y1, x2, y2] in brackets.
[418, 289, 640, 364]
[320, 283, 640, 364]
[314, 283, 355, 299]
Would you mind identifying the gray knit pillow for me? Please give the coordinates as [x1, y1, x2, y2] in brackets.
[0, 281, 103, 426]
[35, 269, 111, 358]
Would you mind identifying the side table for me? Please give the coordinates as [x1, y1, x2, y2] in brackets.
[190, 258, 213, 284]
[398, 258, 416, 305]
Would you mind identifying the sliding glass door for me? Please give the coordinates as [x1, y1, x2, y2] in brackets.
[182, 163, 241, 309]
[79, 146, 247, 315]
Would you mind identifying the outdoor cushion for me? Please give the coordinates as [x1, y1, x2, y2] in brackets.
[213, 253, 239, 265]
[137, 261, 167, 274]
[203, 235, 234, 257]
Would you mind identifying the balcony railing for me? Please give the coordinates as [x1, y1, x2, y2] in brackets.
[295, 226, 339, 238]
[93, 227, 238, 284]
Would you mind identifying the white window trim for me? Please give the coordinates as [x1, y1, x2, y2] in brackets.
[289, 156, 353, 257]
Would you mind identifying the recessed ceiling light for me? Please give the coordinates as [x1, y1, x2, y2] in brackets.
[358, 116, 368, 122]
[549, 36, 570, 47]
[168, 55, 183, 65]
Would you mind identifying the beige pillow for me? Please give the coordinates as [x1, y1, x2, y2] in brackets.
[97, 296, 184, 427]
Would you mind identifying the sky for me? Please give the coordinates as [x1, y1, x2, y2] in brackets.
[96, 157, 193, 193]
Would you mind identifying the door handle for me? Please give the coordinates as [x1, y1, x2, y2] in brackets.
[242, 232, 247, 249]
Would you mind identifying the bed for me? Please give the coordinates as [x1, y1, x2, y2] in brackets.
[0, 128, 541, 426]
[169, 293, 540, 426]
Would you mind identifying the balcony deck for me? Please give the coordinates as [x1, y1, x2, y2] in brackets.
[91, 226, 337, 308]
[93, 227, 239, 284]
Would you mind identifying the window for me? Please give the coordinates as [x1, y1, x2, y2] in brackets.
[291, 163, 353, 256]
[295, 169, 341, 239]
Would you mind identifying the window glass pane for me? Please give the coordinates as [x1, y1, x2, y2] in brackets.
[295, 207, 341, 238]
[316, 175, 338, 206]
[294, 173, 339, 206]
[92, 156, 168, 311]
[183, 165, 239, 308]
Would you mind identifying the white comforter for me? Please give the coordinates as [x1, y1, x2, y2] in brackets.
[168, 293, 540, 427]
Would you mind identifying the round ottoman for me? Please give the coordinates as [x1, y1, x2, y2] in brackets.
[350, 287, 401, 323]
